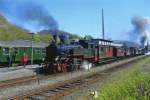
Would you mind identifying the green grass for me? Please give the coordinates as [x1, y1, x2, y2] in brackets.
[95, 57, 150, 100]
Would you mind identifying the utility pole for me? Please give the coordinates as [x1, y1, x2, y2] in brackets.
[29, 32, 35, 65]
[102, 8, 105, 39]
[31, 34, 33, 65]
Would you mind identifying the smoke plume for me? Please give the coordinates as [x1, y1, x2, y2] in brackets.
[0, 0, 58, 31]
[129, 16, 150, 47]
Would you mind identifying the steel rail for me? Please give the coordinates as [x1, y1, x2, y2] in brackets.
[7, 55, 146, 100]
[0, 75, 37, 89]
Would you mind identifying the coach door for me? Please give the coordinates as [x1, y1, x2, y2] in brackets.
[94, 46, 99, 62]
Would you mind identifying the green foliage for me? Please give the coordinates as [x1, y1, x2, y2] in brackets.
[38, 34, 54, 42]
[0, 14, 30, 40]
[69, 33, 82, 40]
[33, 34, 41, 41]
[0, 15, 54, 42]
[96, 57, 150, 100]
[84, 35, 93, 40]
[0, 15, 82, 42]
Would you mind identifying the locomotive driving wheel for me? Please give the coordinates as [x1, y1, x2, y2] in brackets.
[62, 62, 67, 72]
[57, 63, 61, 72]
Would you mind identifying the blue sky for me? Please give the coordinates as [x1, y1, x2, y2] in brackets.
[0, 0, 150, 40]
[39, 0, 150, 39]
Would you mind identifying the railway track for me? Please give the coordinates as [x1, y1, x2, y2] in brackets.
[5, 55, 146, 100]
[0, 72, 67, 89]
[0, 75, 37, 89]
[7, 72, 108, 100]
[0, 56, 128, 89]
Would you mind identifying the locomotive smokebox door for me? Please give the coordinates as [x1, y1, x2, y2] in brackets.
[46, 42, 58, 61]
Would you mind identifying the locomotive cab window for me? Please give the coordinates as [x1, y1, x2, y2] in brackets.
[3, 48, 9, 55]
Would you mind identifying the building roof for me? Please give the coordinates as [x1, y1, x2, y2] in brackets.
[0, 40, 49, 48]
[111, 43, 123, 47]
[114, 40, 141, 49]
[92, 39, 113, 42]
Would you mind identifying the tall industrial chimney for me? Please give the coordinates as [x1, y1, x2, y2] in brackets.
[102, 8, 105, 39]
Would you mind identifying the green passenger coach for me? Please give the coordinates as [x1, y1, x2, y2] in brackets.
[0, 40, 49, 66]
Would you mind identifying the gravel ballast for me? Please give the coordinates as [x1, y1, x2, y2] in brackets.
[0, 69, 36, 82]
[0, 56, 145, 99]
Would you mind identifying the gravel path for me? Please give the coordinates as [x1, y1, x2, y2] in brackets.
[0, 65, 42, 82]
[0, 64, 41, 73]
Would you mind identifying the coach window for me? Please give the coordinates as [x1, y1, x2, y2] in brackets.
[100, 41, 102, 45]
[109, 47, 111, 51]
[90, 44, 94, 48]
[34, 48, 41, 54]
[99, 41, 101, 45]
[42, 48, 46, 54]
[3, 48, 9, 55]
[13, 48, 19, 55]
[101, 47, 104, 51]
[23, 48, 26, 52]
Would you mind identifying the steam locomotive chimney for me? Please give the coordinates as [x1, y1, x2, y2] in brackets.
[53, 35, 57, 42]
[102, 8, 105, 39]
[53, 30, 57, 43]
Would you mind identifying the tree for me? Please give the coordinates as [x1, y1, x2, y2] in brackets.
[84, 35, 93, 40]
[39, 34, 54, 42]
[69, 34, 82, 40]
[33, 34, 40, 41]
